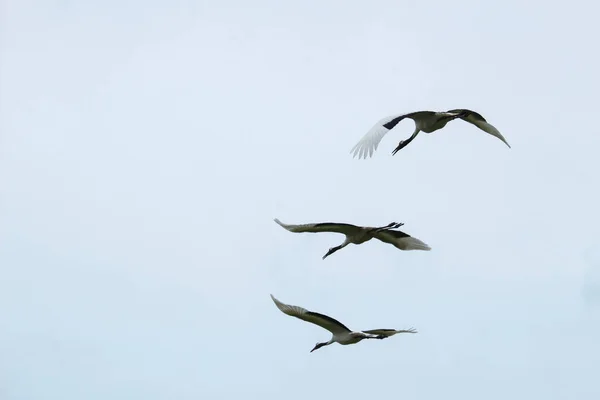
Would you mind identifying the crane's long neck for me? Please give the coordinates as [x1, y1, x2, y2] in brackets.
[311, 338, 335, 352]
[322, 239, 351, 260]
[392, 128, 420, 155]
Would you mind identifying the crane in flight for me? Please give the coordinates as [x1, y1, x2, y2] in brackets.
[274, 218, 431, 259]
[350, 109, 510, 159]
[270, 294, 417, 352]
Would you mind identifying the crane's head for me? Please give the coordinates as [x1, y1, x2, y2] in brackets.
[322, 248, 335, 260]
[322, 245, 344, 260]
[310, 342, 328, 353]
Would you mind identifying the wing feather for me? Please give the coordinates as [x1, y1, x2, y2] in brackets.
[274, 218, 362, 235]
[362, 328, 417, 337]
[350, 111, 440, 158]
[374, 230, 431, 251]
[350, 114, 410, 159]
[270, 294, 351, 334]
[447, 109, 511, 148]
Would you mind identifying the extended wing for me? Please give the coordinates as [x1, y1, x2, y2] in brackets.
[349, 114, 409, 159]
[271, 294, 352, 335]
[362, 328, 417, 337]
[274, 218, 362, 236]
[374, 229, 431, 251]
[447, 109, 511, 148]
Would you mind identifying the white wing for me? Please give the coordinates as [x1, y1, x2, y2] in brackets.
[274, 218, 362, 236]
[362, 328, 417, 337]
[270, 294, 352, 335]
[350, 114, 410, 159]
[374, 229, 431, 251]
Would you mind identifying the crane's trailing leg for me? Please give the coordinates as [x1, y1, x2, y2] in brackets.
[385, 222, 404, 230]
[444, 112, 467, 122]
[370, 222, 404, 234]
[377, 222, 399, 230]
[362, 334, 386, 340]
[453, 110, 471, 119]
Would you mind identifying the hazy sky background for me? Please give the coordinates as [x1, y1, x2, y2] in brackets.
[1, 1, 599, 399]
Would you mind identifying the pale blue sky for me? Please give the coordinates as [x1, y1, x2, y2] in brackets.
[1, 1, 599, 399]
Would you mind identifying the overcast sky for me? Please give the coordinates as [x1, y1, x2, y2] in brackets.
[1, 1, 600, 399]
